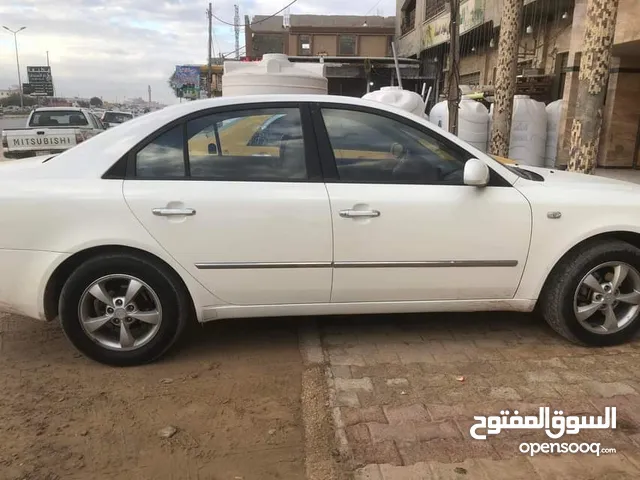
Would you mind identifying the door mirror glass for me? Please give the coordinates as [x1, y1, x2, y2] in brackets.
[463, 158, 490, 187]
[208, 143, 218, 155]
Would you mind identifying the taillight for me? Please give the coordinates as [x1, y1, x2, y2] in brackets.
[75, 132, 86, 144]
[1, 132, 7, 148]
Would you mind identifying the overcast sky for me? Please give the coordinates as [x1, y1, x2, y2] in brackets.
[0, 0, 395, 104]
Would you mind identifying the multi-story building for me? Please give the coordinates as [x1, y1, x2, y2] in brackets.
[244, 14, 423, 96]
[246, 15, 396, 58]
[396, 0, 640, 168]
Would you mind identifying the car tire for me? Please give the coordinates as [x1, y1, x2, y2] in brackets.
[541, 239, 640, 346]
[59, 253, 191, 366]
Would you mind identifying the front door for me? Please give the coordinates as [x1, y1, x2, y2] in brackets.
[124, 104, 332, 306]
[313, 105, 532, 303]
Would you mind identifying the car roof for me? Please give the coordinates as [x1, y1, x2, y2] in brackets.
[47, 94, 518, 184]
[33, 107, 86, 111]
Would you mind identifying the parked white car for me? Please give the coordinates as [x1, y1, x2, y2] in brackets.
[1, 95, 640, 366]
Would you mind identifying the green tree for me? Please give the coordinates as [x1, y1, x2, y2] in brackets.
[0, 93, 38, 107]
[89, 96, 103, 107]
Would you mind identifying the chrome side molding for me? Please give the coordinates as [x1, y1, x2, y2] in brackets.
[195, 260, 518, 270]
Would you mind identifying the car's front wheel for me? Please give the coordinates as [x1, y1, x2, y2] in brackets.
[541, 239, 640, 346]
[59, 253, 190, 366]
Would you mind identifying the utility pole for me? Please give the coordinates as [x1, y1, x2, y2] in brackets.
[46, 50, 57, 99]
[489, 0, 524, 157]
[234, 5, 241, 60]
[148, 85, 152, 108]
[3, 26, 26, 108]
[567, 0, 620, 174]
[447, 0, 461, 135]
[207, 2, 213, 98]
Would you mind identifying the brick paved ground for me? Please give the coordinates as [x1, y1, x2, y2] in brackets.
[320, 312, 640, 479]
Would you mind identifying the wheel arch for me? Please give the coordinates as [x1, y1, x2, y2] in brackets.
[43, 244, 197, 322]
[537, 230, 640, 305]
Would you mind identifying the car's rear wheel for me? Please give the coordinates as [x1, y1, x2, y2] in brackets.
[541, 240, 640, 346]
[59, 253, 190, 366]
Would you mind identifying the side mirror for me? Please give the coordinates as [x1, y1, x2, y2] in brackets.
[463, 158, 490, 187]
[208, 143, 218, 155]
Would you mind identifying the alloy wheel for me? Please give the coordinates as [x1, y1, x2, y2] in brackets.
[573, 262, 640, 334]
[78, 274, 163, 351]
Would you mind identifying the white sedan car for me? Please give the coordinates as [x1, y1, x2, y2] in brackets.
[1, 95, 640, 366]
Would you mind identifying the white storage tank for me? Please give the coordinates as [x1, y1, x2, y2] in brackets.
[489, 95, 547, 166]
[545, 99, 564, 168]
[223, 54, 328, 96]
[429, 99, 490, 153]
[363, 86, 427, 119]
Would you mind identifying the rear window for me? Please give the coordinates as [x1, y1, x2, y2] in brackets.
[29, 111, 88, 127]
[103, 112, 133, 123]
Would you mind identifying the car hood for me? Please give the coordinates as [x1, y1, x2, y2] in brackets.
[515, 166, 639, 192]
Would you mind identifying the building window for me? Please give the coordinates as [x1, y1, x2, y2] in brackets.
[460, 72, 481, 88]
[401, 0, 416, 36]
[299, 35, 311, 55]
[339, 35, 356, 56]
[425, 0, 446, 21]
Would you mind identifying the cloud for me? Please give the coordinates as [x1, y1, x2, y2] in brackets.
[0, 0, 395, 104]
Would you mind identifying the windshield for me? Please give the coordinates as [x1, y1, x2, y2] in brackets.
[103, 112, 133, 123]
[29, 111, 88, 127]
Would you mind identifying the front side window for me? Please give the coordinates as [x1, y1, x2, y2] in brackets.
[186, 108, 307, 180]
[135, 125, 186, 178]
[92, 114, 106, 129]
[321, 108, 468, 185]
[339, 35, 356, 55]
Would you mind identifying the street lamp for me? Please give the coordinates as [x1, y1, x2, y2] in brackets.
[3, 26, 27, 109]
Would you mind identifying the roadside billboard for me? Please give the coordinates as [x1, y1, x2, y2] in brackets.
[26, 66, 54, 96]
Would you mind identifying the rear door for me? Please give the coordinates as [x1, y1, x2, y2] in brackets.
[123, 103, 333, 306]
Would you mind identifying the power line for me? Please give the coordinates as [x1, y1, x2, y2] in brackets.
[213, 0, 298, 27]
[365, 0, 384, 16]
[223, 45, 246, 58]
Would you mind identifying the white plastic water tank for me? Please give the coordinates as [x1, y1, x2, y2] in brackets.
[489, 95, 547, 166]
[223, 54, 328, 96]
[545, 99, 564, 168]
[429, 99, 490, 152]
[362, 86, 427, 119]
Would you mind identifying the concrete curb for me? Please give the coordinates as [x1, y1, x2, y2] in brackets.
[299, 319, 344, 480]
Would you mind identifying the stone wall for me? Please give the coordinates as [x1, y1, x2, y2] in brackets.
[598, 56, 640, 167]
[614, 0, 640, 45]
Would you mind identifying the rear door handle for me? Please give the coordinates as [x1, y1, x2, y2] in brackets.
[339, 209, 381, 219]
[152, 208, 196, 217]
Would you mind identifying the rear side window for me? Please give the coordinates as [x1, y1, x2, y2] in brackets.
[186, 108, 307, 180]
[135, 125, 185, 178]
[29, 110, 89, 127]
[133, 106, 309, 181]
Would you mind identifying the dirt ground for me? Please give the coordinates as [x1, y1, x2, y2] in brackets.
[0, 313, 308, 480]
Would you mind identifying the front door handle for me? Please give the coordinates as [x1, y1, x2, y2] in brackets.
[339, 209, 381, 219]
[152, 208, 196, 217]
